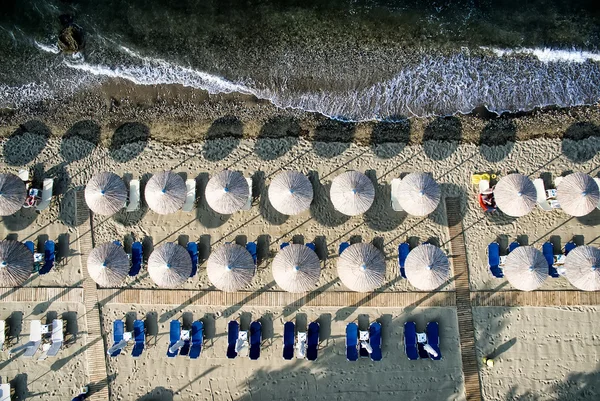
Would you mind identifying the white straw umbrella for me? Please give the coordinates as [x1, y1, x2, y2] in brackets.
[0, 173, 26, 216]
[564, 246, 600, 291]
[404, 244, 450, 290]
[337, 243, 385, 292]
[0, 240, 33, 287]
[330, 171, 375, 216]
[396, 172, 441, 216]
[206, 243, 255, 292]
[556, 173, 600, 217]
[272, 244, 320, 292]
[144, 171, 186, 215]
[147, 243, 192, 288]
[268, 171, 314, 215]
[493, 173, 536, 217]
[503, 246, 547, 291]
[205, 170, 249, 214]
[87, 242, 130, 286]
[85, 172, 127, 216]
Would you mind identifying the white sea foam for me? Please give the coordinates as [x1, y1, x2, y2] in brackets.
[34, 40, 60, 54]
[483, 47, 600, 63]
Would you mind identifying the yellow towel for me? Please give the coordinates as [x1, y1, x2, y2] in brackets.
[471, 173, 491, 185]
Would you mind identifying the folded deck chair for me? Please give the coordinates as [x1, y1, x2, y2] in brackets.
[369, 322, 382, 361]
[359, 328, 371, 358]
[131, 320, 145, 357]
[346, 322, 359, 362]
[126, 179, 140, 212]
[339, 242, 350, 256]
[426, 322, 441, 360]
[39, 240, 55, 275]
[508, 241, 520, 253]
[564, 241, 577, 255]
[227, 321, 239, 359]
[283, 321, 295, 360]
[404, 321, 419, 360]
[189, 321, 204, 359]
[487, 242, 503, 278]
[46, 319, 63, 357]
[0, 383, 10, 401]
[241, 178, 253, 210]
[398, 242, 410, 279]
[249, 321, 262, 360]
[129, 242, 143, 276]
[280, 242, 290, 250]
[391, 178, 404, 212]
[187, 242, 199, 277]
[35, 178, 53, 211]
[305, 243, 316, 252]
[307, 322, 319, 361]
[542, 242, 559, 278]
[182, 179, 196, 212]
[533, 178, 553, 211]
[23, 320, 42, 357]
[167, 320, 181, 358]
[108, 320, 126, 357]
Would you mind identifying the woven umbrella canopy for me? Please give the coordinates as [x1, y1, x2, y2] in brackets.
[144, 171, 186, 215]
[272, 244, 321, 292]
[330, 171, 375, 216]
[396, 172, 441, 216]
[85, 172, 127, 216]
[87, 242, 130, 286]
[564, 246, 600, 291]
[206, 243, 255, 292]
[268, 171, 314, 215]
[0, 173, 26, 216]
[205, 170, 249, 214]
[504, 246, 547, 291]
[0, 240, 33, 287]
[493, 173, 536, 217]
[556, 173, 600, 217]
[404, 244, 450, 291]
[337, 243, 385, 292]
[148, 243, 192, 288]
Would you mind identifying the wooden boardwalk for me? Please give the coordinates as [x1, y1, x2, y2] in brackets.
[446, 197, 482, 401]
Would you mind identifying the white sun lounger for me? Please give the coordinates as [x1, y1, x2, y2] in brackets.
[23, 320, 42, 357]
[296, 332, 307, 359]
[18, 169, 29, 182]
[35, 178, 53, 211]
[241, 178, 253, 211]
[0, 320, 5, 349]
[126, 179, 140, 212]
[236, 330, 249, 357]
[46, 319, 63, 357]
[533, 179, 553, 211]
[391, 178, 403, 211]
[0, 383, 10, 401]
[182, 179, 196, 212]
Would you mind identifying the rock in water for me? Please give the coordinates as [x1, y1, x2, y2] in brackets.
[58, 18, 84, 54]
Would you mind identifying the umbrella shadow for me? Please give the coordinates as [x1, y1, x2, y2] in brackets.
[479, 118, 516, 162]
[202, 115, 243, 161]
[255, 115, 301, 160]
[364, 170, 405, 231]
[109, 122, 150, 163]
[60, 120, 100, 162]
[312, 118, 355, 158]
[256, 171, 288, 225]
[308, 171, 350, 227]
[422, 116, 462, 160]
[4, 120, 51, 166]
[370, 116, 410, 159]
[561, 121, 600, 163]
[196, 172, 230, 228]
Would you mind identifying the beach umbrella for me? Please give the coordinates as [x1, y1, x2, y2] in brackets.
[0, 173, 26, 216]
[268, 171, 314, 215]
[272, 244, 321, 292]
[0, 240, 33, 287]
[144, 171, 186, 215]
[564, 246, 600, 291]
[404, 244, 450, 291]
[85, 172, 127, 216]
[493, 173, 536, 217]
[556, 173, 600, 217]
[396, 172, 441, 216]
[337, 243, 385, 292]
[206, 243, 255, 292]
[87, 242, 130, 287]
[147, 243, 192, 288]
[330, 171, 375, 216]
[205, 170, 249, 214]
[503, 246, 547, 291]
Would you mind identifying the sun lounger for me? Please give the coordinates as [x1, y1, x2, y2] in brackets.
[0, 320, 5, 350]
[283, 321, 295, 360]
[189, 321, 204, 359]
[426, 322, 441, 360]
[23, 320, 42, 357]
[246, 242, 258, 265]
[280, 242, 290, 250]
[542, 242, 559, 278]
[487, 242, 503, 278]
[35, 178, 53, 211]
[241, 178, 253, 210]
[131, 320, 145, 358]
[39, 240, 55, 275]
[508, 241, 520, 253]
[359, 328, 371, 358]
[167, 320, 181, 358]
[182, 179, 196, 212]
[369, 322, 382, 361]
[126, 179, 140, 212]
[305, 243, 316, 252]
[297, 331, 307, 359]
[398, 242, 409, 278]
[24, 240, 42, 272]
[339, 242, 350, 256]
[0, 383, 10, 401]
[391, 178, 404, 212]
[533, 178, 553, 211]
[179, 328, 191, 357]
[307, 322, 319, 361]
[404, 321, 419, 360]
[227, 321, 239, 359]
[249, 321, 261, 360]
[564, 241, 577, 255]
[46, 319, 63, 357]
[108, 320, 126, 357]
[346, 322, 359, 362]
[129, 242, 143, 276]
[187, 242, 198, 277]
[24, 241, 34, 254]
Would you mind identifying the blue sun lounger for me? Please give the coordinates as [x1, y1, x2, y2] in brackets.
[189, 321, 203, 359]
[369, 322, 382, 361]
[114, 241, 122, 247]
[305, 243, 316, 252]
[564, 241, 576, 255]
[167, 320, 181, 358]
[227, 321, 239, 359]
[426, 322, 441, 360]
[249, 321, 262, 360]
[283, 321, 295, 360]
[129, 242, 143, 276]
[132, 320, 145, 357]
[488, 242, 503, 278]
[110, 320, 125, 357]
[187, 242, 199, 277]
[39, 240, 55, 275]
[398, 242, 410, 278]
[508, 241, 520, 253]
[346, 322, 358, 361]
[280, 242, 290, 250]
[25, 241, 35, 254]
[404, 321, 419, 360]
[246, 242, 258, 265]
[543, 242, 559, 278]
[307, 321, 320, 361]
[339, 242, 350, 256]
